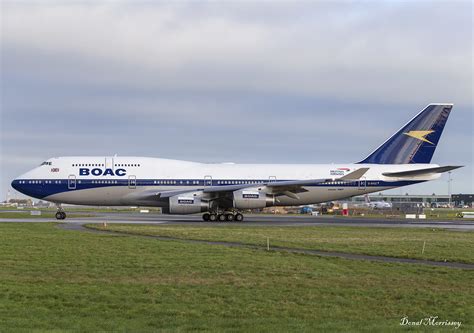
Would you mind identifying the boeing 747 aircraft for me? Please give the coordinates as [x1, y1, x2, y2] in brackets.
[11, 103, 461, 221]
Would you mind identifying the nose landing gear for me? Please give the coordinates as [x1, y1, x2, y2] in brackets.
[55, 211, 66, 220]
[55, 204, 66, 220]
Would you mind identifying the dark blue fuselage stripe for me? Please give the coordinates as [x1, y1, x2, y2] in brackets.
[11, 179, 424, 199]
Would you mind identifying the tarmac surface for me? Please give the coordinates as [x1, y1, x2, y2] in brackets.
[1, 212, 474, 231]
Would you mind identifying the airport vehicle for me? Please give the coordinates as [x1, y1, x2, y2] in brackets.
[300, 206, 314, 214]
[364, 194, 392, 209]
[11, 104, 461, 221]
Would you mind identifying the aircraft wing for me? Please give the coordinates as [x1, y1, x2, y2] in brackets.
[262, 168, 369, 199]
[127, 184, 262, 202]
[148, 167, 370, 200]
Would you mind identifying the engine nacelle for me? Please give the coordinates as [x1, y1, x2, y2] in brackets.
[233, 189, 274, 209]
[167, 193, 209, 214]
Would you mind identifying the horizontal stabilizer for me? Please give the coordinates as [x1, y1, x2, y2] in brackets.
[382, 166, 462, 178]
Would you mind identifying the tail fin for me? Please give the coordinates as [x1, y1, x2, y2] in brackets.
[358, 103, 453, 164]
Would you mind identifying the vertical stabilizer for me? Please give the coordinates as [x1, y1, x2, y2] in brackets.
[358, 104, 453, 164]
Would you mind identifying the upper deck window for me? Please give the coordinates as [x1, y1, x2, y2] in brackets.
[114, 163, 141, 167]
[41, 162, 52, 166]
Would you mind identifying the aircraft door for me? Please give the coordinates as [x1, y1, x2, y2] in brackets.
[269, 176, 277, 183]
[128, 175, 137, 189]
[358, 178, 366, 190]
[68, 175, 76, 190]
[204, 175, 212, 186]
[105, 157, 114, 170]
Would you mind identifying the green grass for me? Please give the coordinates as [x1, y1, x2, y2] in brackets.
[0, 212, 93, 219]
[0, 223, 472, 332]
[336, 207, 474, 220]
[0, 206, 162, 213]
[423, 208, 474, 220]
[86, 224, 474, 264]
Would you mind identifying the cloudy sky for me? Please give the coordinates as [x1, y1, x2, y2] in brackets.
[1, 1, 472, 200]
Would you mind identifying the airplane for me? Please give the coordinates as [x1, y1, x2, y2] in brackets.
[11, 103, 462, 222]
[364, 194, 392, 209]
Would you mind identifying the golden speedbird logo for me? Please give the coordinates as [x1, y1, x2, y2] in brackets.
[403, 130, 435, 144]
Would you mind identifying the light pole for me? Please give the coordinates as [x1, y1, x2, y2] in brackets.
[448, 171, 452, 207]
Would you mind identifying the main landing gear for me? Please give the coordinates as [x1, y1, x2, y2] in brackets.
[55, 204, 67, 220]
[202, 212, 244, 222]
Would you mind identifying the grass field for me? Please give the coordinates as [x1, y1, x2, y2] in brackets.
[0, 223, 472, 331]
[335, 207, 474, 220]
[0, 206, 162, 213]
[87, 224, 474, 264]
[0, 211, 93, 219]
[424, 208, 470, 218]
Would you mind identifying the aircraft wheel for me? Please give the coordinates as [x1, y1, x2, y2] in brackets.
[235, 213, 244, 222]
[209, 213, 217, 222]
[56, 212, 66, 220]
[226, 213, 234, 222]
[218, 214, 226, 222]
[202, 213, 210, 221]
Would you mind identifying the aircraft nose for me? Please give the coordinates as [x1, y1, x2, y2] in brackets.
[11, 178, 26, 194]
[11, 174, 33, 196]
[11, 179, 20, 191]
[11, 177, 45, 198]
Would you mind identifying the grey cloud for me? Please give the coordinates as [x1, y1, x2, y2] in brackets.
[1, 1, 472, 199]
[2, 2, 471, 104]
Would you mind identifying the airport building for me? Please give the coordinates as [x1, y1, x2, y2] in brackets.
[348, 193, 452, 207]
[452, 194, 474, 207]
[341, 193, 473, 208]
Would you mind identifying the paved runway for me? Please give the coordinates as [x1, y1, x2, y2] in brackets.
[1, 212, 474, 231]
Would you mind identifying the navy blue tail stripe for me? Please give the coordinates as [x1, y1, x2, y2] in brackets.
[359, 104, 452, 164]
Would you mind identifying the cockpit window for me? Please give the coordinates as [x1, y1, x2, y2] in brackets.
[40, 161, 52, 166]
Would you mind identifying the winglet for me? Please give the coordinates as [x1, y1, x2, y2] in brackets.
[339, 168, 370, 180]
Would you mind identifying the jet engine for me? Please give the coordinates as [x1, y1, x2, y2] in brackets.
[166, 193, 210, 214]
[233, 189, 274, 209]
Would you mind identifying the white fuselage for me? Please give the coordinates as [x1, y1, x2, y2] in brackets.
[13, 156, 440, 207]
